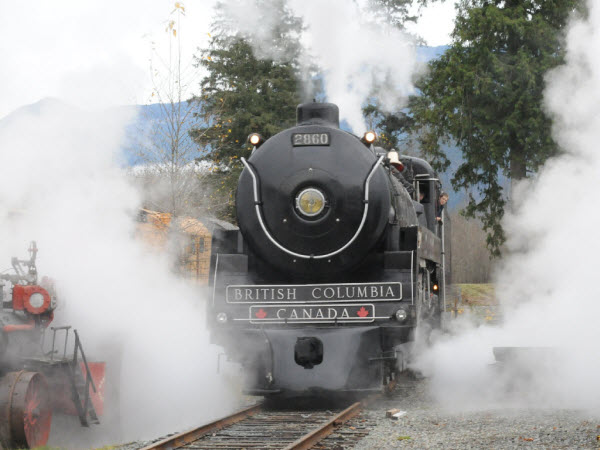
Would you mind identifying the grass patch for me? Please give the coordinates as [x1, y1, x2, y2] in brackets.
[458, 283, 496, 305]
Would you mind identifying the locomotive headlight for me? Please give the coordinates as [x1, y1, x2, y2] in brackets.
[248, 133, 264, 147]
[395, 308, 407, 322]
[363, 130, 377, 144]
[216, 312, 228, 324]
[29, 293, 45, 309]
[296, 188, 326, 218]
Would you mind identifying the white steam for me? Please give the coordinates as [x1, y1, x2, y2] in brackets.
[219, 0, 419, 132]
[291, 0, 419, 131]
[0, 101, 239, 445]
[413, 2, 600, 412]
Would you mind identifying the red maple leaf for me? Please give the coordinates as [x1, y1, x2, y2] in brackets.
[255, 308, 267, 319]
[356, 306, 369, 317]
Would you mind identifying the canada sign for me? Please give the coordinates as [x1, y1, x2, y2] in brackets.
[249, 303, 375, 324]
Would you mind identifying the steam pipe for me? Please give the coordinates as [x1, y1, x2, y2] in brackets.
[3, 320, 35, 332]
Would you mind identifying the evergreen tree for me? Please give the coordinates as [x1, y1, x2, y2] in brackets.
[190, 0, 305, 222]
[363, 104, 413, 151]
[361, 0, 437, 153]
[411, 0, 582, 256]
[367, 0, 419, 29]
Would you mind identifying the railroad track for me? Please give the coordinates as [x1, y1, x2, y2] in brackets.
[140, 396, 377, 450]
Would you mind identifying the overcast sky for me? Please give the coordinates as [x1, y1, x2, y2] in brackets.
[0, 0, 457, 119]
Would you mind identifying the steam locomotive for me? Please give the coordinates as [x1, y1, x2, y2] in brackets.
[207, 102, 448, 396]
[0, 243, 103, 449]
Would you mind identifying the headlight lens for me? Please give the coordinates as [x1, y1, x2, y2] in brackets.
[295, 188, 326, 217]
[395, 308, 407, 322]
[363, 130, 377, 143]
[216, 312, 228, 324]
[29, 293, 45, 309]
[248, 133, 263, 146]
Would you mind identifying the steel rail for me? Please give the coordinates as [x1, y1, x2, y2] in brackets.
[283, 401, 364, 450]
[140, 393, 380, 450]
[139, 403, 263, 450]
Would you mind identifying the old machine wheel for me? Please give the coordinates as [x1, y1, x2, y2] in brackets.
[0, 371, 52, 448]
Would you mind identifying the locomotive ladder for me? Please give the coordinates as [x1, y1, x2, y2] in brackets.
[47, 326, 100, 426]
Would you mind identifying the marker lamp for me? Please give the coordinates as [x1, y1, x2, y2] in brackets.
[248, 133, 263, 146]
[216, 312, 228, 324]
[395, 308, 407, 322]
[363, 130, 377, 144]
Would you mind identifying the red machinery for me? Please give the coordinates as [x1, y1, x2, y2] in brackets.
[0, 242, 105, 449]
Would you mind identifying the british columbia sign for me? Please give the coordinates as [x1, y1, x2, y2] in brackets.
[226, 282, 401, 303]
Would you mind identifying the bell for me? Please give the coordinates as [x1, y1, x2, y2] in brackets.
[387, 150, 404, 171]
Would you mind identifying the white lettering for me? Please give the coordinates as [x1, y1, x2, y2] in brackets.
[328, 308, 337, 319]
[231, 284, 399, 302]
[316, 309, 324, 319]
[341, 308, 350, 318]
[302, 309, 312, 318]
[276, 309, 286, 318]
[290, 310, 298, 319]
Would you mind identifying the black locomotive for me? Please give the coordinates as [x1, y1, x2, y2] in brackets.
[207, 102, 448, 396]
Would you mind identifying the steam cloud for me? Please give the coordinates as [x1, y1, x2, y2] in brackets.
[219, 0, 420, 132]
[413, 1, 600, 412]
[0, 101, 239, 445]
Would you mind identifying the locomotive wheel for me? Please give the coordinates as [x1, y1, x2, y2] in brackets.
[0, 371, 52, 448]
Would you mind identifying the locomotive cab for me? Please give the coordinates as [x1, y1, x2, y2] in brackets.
[208, 102, 448, 397]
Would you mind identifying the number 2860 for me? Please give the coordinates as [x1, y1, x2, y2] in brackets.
[292, 133, 330, 146]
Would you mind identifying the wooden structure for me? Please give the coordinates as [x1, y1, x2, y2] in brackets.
[136, 209, 212, 285]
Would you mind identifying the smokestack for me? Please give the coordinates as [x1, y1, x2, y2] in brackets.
[296, 102, 340, 128]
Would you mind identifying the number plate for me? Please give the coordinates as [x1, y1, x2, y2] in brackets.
[292, 132, 330, 147]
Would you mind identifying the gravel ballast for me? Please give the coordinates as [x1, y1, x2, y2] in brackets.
[353, 377, 600, 449]
[116, 378, 599, 449]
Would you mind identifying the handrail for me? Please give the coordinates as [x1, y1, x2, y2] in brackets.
[241, 155, 384, 260]
[43, 326, 99, 425]
[74, 330, 97, 394]
[71, 330, 99, 426]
